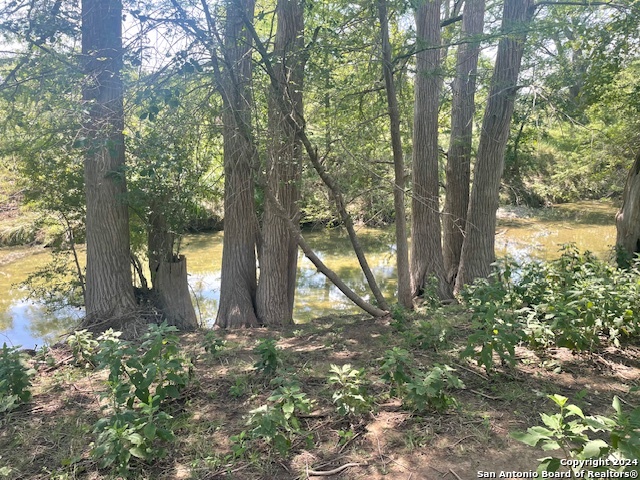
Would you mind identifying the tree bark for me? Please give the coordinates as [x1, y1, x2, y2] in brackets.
[256, 0, 304, 326]
[410, 0, 451, 300]
[81, 0, 137, 324]
[242, 14, 390, 312]
[153, 255, 198, 330]
[454, 0, 534, 293]
[216, 0, 260, 328]
[616, 154, 640, 262]
[443, 0, 485, 286]
[148, 209, 198, 330]
[378, 0, 412, 309]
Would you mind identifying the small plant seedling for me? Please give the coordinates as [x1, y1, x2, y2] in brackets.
[253, 338, 282, 376]
[328, 364, 371, 416]
[0, 343, 35, 412]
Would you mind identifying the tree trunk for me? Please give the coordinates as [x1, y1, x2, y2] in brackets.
[153, 255, 198, 330]
[378, 0, 412, 309]
[216, 0, 260, 328]
[256, 0, 304, 326]
[454, 0, 534, 293]
[616, 154, 640, 263]
[81, 0, 136, 324]
[410, 0, 451, 300]
[148, 209, 198, 330]
[243, 16, 390, 312]
[443, 0, 485, 286]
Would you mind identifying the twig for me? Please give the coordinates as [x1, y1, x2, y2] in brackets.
[449, 469, 463, 480]
[454, 362, 489, 380]
[470, 389, 500, 400]
[306, 462, 366, 477]
[449, 434, 477, 449]
[338, 431, 363, 453]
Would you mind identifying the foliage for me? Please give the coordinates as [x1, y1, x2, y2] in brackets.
[202, 330, 227, 358]
[253, 339, 283, 376]
[67, 329, 98, 367]
[0, 344, 35, 412]
[512, 394, 640, 474]
[380, 349, 463, 412]
[241, 384, 315, 456]
[327, 363, 371, 417]
[460, 260, 527, 372]
[76, 323, 192, 475]
[379, 347, 414, 395]
[461, 247, 640, 372]
[403, 365, 464, 413]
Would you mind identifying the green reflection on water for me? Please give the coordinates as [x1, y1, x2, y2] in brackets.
[0, 201, 619, 347]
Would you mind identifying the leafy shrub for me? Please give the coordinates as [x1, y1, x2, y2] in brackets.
[512, 394, 640, 474]
[0, 344, 35, 412]
[380, 349, 463, 412]
[202, 330, 227, 358]
[404, 365, 464, 412]
[241, 384, 315, 455]
[88, 323, 192, 475]
[67, 329, 98, 367]
[461, 247, 640, 372]
[253, 338, 282, 376]
[403, 320, 450, 351]
[327, 364, 371, 416]
[460, 261, 527, 372]
[379, 348, 413, 395]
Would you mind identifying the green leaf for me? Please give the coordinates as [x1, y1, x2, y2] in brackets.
[565, 404, 585, 419]
[579, 439, 609, 458]
[511, 428, 551, 447]
[143, 422, 157, 440]
[129, 447, 146, 459]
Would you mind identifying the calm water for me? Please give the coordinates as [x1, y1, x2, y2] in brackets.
[0, 201, 618, 348]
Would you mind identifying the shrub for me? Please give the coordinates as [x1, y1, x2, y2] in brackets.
[88, 323, 192, 475]
[512, 394, 640, 474]
[253, 338, 282, 376]
[327, 364, 371, 417]
[0, 344, 35, 412]
[241, 384, 315, 456]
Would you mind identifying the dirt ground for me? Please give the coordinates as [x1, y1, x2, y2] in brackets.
[1, 312, 638, 479]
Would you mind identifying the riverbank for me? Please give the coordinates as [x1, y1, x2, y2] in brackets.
[1, 311, 638, 479]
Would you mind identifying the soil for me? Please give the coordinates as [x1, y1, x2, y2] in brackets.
[1, 312, 638, 480]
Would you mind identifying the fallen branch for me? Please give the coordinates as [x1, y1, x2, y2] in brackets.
[306, 462, 366, 477]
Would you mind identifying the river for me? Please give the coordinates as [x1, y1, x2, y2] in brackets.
[0, 201, 618, 348]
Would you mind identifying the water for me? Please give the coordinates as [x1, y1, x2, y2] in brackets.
[0, 201, 618, 348]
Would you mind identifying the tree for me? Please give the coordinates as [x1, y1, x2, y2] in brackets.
[216, 0, 261, 328]
[378, 0, 412, 309]
[81, 0, 137, 324]
[442, 0, 485, 286]
[454, 0, 535, 292]
[410, 0, 450, 300]
[256, 0, 305, 326]
[616, 154, 640, 263]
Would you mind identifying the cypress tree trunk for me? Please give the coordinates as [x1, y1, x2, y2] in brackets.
[443, 0, 485, 286]
[616, 154, 640, 263]
[410, 0, 450, 300]
[455, 0, 534, 293]
[148, 210, 198, 330]
[256, 0, 304, 326]
[81, 0, 136, 325]
[217, 0, 260, 328]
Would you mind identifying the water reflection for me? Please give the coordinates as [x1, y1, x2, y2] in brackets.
[0, 201, 618, 348]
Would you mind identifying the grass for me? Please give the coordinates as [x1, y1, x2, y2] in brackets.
[0, 311, 638, 479]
